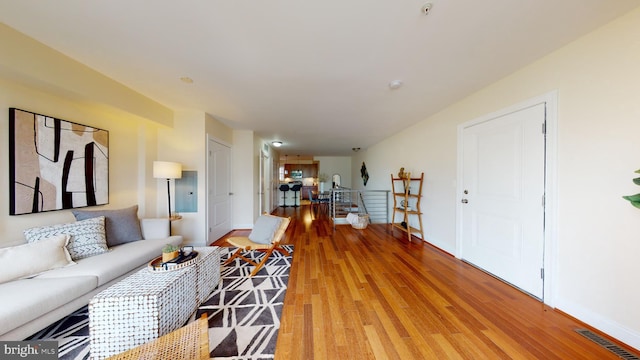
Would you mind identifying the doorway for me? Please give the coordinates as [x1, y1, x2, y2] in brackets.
[457, 92, 557, 302]
[207, 137, 232, 244]
[259, 149, 271, 214]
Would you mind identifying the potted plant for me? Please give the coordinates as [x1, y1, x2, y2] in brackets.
[162, 244, 180, 262]
[318, 173, 328, 192]
[622, 169, 640, 209]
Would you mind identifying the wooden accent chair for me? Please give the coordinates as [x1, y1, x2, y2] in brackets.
[224, 214, 291, 276]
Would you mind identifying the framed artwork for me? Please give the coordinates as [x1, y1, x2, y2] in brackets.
[361, 161, 369, 186]
[9, 108, 109, 215]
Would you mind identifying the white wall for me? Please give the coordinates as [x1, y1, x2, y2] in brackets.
[357, 8, 640, 349]
[0, 24, 173, 128]
[315, 156, 352, 189]
[0, 24, 177, 248]
[232, 130, 255, 229]
[0, 25, 239, 247]
[205, 113, 233, 145]
[0, 77, 164, 246]
[157, 110, 208, 245]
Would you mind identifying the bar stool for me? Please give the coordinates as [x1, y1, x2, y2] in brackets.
[279, 184, 290, 207]
[290, 184, 302, 207]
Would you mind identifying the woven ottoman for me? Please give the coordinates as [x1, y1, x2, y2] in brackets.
[193, 246, 221, 303]
[89, 266, 197, 360]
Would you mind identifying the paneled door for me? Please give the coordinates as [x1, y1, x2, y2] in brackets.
[208, 138, 232, 244]
[460, 103, 546, 299]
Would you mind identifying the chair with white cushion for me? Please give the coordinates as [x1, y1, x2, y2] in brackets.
[224, 214, 291, 276]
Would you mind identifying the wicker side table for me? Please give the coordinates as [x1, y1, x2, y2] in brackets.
[89, 266, 197, 360]
[193, 246, 221, 303]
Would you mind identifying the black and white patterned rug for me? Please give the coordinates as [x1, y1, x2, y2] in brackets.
[27, 245, 293, 359]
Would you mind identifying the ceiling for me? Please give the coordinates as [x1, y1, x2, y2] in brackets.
[1, 1, 638, 156]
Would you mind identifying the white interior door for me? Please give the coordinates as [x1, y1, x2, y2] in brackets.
[208, 138, 232, 244]
[460, 103, 546, 299]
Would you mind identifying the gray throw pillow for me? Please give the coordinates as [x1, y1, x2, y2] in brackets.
[248, 215, 283, 244]
[72, 205, 142, 247]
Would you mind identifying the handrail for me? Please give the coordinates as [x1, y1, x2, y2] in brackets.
[358, 192, 370, 223]
[329, 187, 389, 228]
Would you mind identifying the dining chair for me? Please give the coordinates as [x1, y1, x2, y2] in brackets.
[308, 189, 321, 213]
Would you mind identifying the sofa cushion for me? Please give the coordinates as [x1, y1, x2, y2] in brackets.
[35, 236, 182, 286]
[24, 217, 108, 260]
[0, 234, 74, 285]
[72, 205, 143, 247]
[0, 276, 97, 335]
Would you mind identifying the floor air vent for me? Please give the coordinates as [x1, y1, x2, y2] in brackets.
[575, 329, 640, 360]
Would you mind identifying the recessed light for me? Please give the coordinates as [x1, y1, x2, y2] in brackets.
[272, 141, 283, 147]
[389, 80, 403, 90]
[180, 77, 194, 84]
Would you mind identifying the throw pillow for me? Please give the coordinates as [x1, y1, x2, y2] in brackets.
[72, 205, 143, 246]
[0, 234, 74, 284]
[248, 215, 283, 244]
[24, 216, 108, 260]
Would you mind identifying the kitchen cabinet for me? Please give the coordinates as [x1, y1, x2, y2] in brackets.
[301, 164, 318, 178]
[284, 164, 293, 177]
[284, 163, 318, 178]
[284, 164, 303, 179]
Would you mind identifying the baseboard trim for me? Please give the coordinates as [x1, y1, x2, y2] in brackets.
[423, 236, 455, 257]
[555, 297, 640, 352]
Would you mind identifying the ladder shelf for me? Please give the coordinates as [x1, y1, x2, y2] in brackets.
[390, 172, 424, 242]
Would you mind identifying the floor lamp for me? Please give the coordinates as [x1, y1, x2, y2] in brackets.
[153, 161, 183, 222]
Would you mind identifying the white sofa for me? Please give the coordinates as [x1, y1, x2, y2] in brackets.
[0, 218, 182, 341]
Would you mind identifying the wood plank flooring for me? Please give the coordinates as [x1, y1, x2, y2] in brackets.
[214, 205, 635, 359]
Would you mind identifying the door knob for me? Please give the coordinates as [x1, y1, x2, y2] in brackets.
[461, 199, 468, 204]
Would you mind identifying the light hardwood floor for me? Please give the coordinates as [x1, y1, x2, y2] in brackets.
[214, 205, 636, 359]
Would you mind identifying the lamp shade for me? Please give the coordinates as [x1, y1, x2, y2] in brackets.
[153, 161, 182, 179]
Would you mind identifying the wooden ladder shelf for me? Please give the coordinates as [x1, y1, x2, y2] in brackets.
[391, 172, 424, 242]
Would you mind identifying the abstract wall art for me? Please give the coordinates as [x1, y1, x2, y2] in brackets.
[9, 108, 109, 215]
[361, 161, 369, 186]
